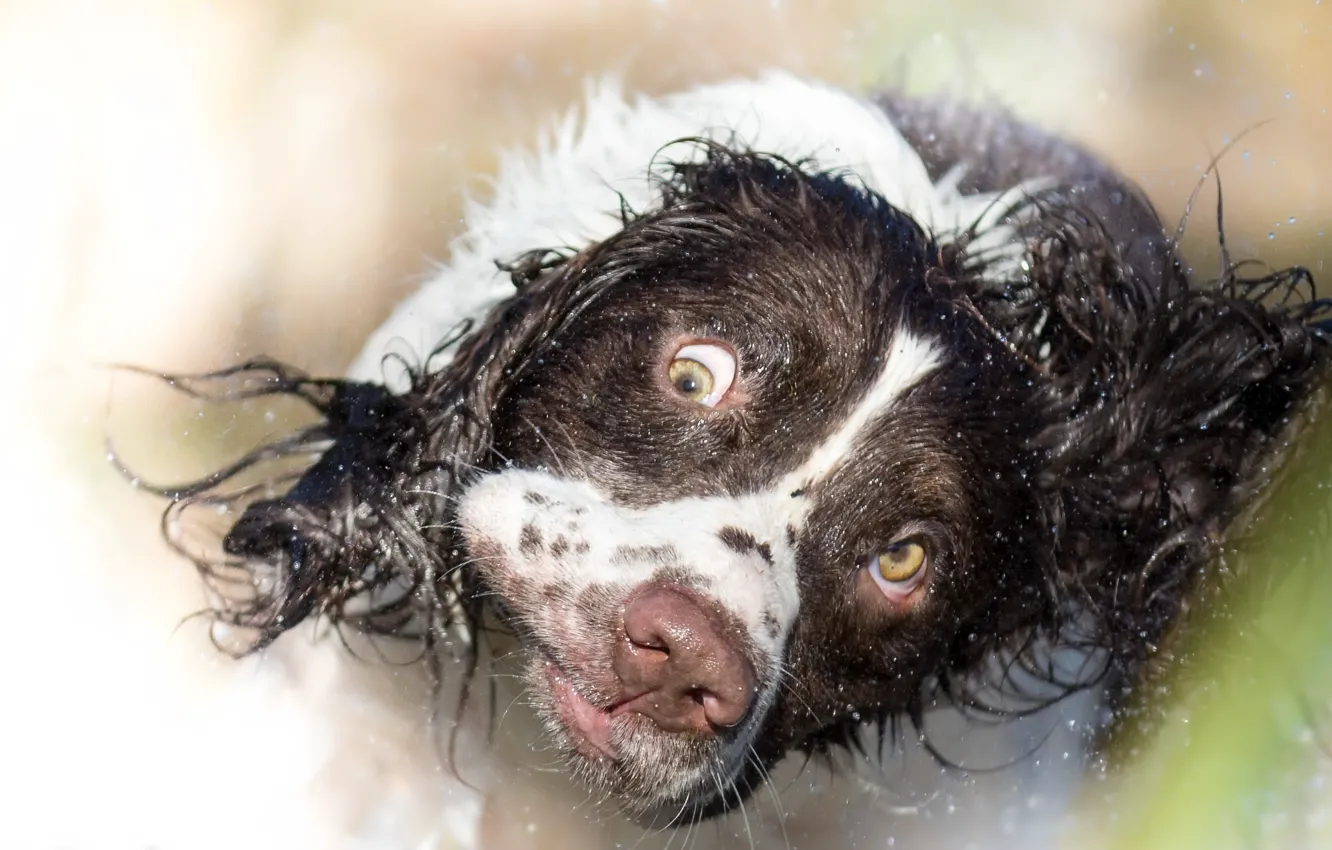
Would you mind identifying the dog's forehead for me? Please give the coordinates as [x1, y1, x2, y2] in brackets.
[501, 310, 949, 511]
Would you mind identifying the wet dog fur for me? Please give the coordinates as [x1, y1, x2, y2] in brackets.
[130, 75, 1331, 827]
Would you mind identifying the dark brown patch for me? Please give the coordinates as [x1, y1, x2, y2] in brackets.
[524, 491, 549, 505]
[717, 526, 759, 555]
[756, 543, 773, 566]
[519, 523, 543, 556]
[550, 534, 570, 558]
[717, 526, 774, 567]
[574, 540, 591, 554]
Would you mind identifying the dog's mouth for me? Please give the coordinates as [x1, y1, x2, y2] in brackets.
[523, 642, 766, 818]
[543, 658, 618, 761]
[543, 653, 731, 763]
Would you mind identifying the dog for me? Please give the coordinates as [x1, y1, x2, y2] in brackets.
[134, 74, 1330, 838]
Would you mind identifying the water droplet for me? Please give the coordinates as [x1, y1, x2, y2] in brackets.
[1289, 216, 1297, 224]
[1242, 150, 1251, 161]
[1269, 232, 1276, 240]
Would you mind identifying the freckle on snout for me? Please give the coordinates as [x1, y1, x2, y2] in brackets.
[717, 526, 758, 554]
[550, 534, 570, 558]
[519, 523, 543, 555]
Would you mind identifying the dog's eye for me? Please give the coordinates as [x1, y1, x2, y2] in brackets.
[668, 343, 736, 407]
[869, 539, 928, 599]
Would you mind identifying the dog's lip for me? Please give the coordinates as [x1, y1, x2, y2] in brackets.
[543, 660, 620, 761]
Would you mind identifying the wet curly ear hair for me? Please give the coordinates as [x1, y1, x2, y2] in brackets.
[937, 179, 1332, 718]
[122, 243, 615, 681]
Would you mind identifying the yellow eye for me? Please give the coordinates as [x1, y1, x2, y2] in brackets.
[872, 540, 927, 585]
[668, 358, 715, 403]
[667, 343, 736, 407]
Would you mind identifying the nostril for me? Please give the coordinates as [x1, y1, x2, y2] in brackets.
[627, 632, 669, 653]
[695, 675, 755, 728]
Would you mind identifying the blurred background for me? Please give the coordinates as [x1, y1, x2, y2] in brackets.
[1, 0, 1329, 848]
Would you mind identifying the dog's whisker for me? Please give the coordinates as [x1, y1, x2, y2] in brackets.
[542, 415, 598, 475]
[519, 413, 575, 480]
[746, 745, 791, 850]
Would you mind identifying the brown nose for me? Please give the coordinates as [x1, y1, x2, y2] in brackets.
[612, 584, 758, 734]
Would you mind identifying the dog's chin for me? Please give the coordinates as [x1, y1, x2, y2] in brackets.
[521, 655, 740, 822]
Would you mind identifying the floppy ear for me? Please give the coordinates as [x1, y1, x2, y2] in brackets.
[882, 94, 1331, 685]
[962, 174, 1331, 690]
[137, 248, 590, 656]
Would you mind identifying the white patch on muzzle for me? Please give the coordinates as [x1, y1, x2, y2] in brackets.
[457, 471, 800, 661]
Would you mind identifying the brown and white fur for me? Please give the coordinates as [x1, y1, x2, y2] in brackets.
[134, 74, 1330, 847]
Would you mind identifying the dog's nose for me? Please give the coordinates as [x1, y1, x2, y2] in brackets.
[613, 583, 758, 733]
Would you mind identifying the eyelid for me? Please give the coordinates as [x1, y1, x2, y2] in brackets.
[672, 343, 737, 407]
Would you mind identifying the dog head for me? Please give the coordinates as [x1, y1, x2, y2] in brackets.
[145, 137, 1330, 821]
